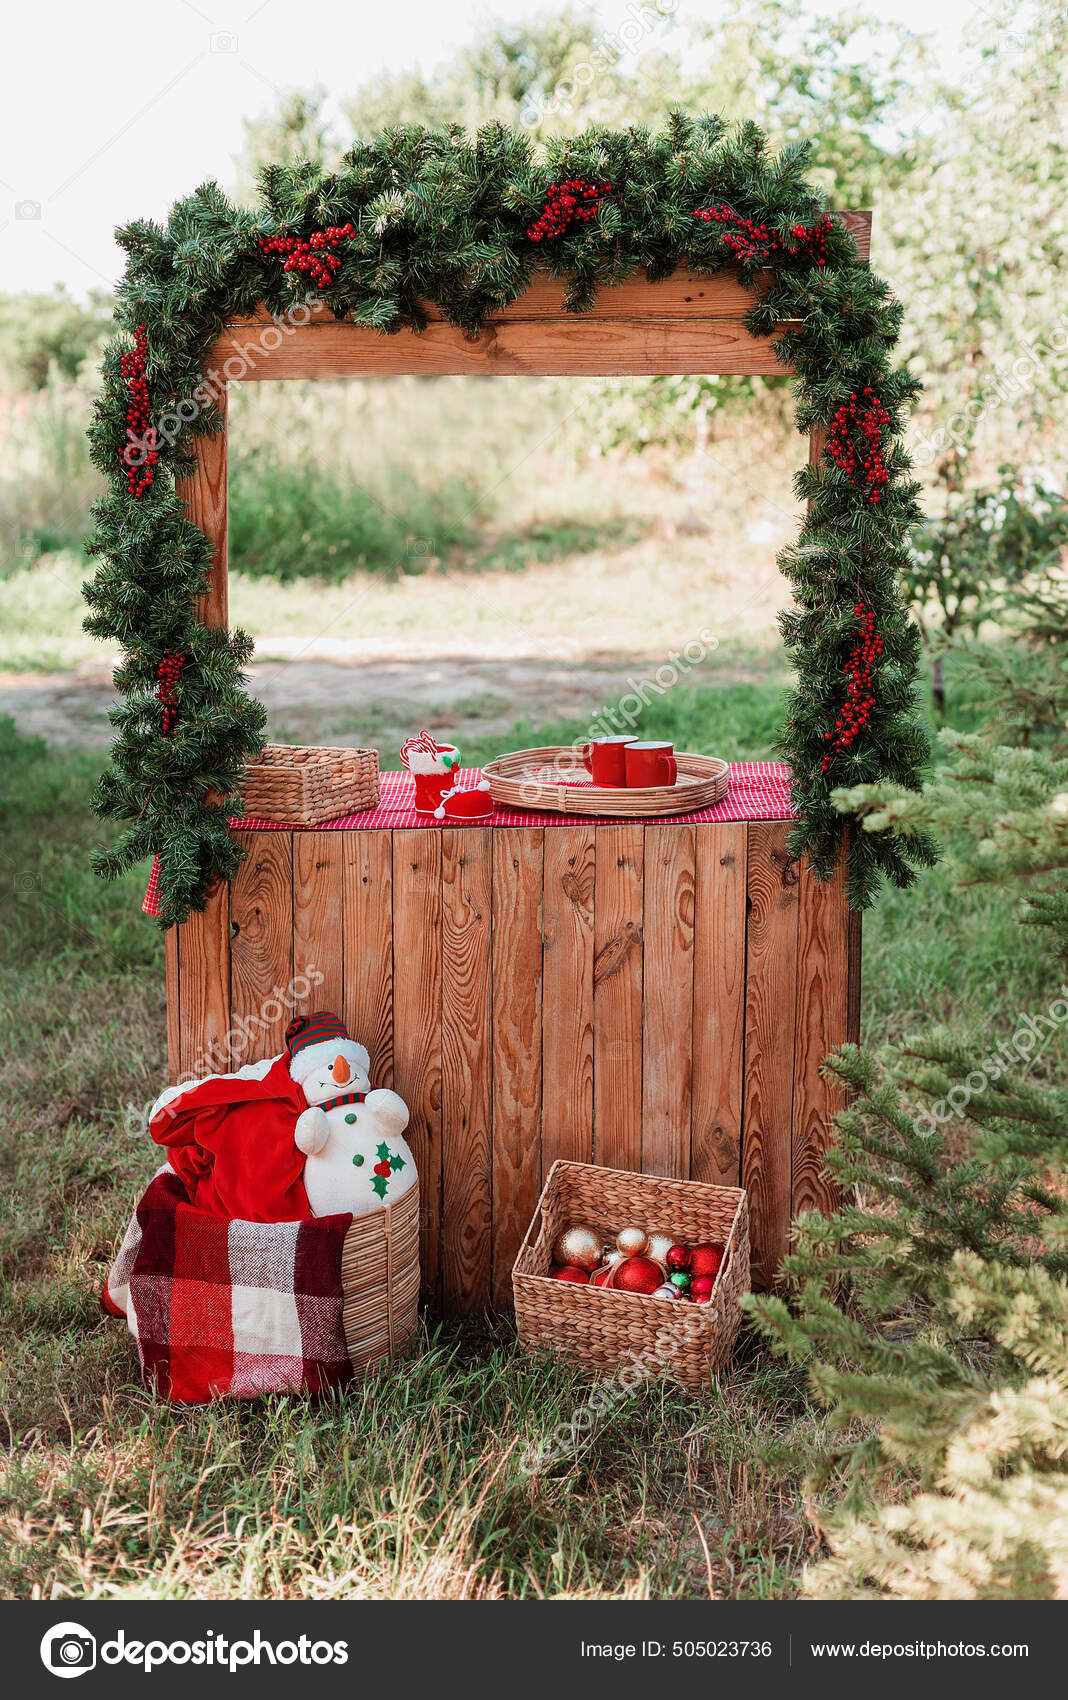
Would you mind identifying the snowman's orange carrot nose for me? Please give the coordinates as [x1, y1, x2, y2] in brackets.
[332, 1054, 351, 1085]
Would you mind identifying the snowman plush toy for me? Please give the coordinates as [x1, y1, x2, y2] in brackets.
[287, 1013, 417, 1217]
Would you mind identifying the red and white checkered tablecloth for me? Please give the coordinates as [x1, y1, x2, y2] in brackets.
[143, 763, 793, 915]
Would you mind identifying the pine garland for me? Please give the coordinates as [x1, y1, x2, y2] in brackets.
[85, 112, 935, 925]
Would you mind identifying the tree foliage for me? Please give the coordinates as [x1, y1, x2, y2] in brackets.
[749, 584, 1068, 1599]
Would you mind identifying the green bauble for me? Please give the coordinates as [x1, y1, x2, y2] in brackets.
[669, 1271, 691, 1289]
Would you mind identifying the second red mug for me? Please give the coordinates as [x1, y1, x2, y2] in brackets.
[624, 741, 677, 787]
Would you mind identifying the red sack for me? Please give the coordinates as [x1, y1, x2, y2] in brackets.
[150, 1055, 311, 1221]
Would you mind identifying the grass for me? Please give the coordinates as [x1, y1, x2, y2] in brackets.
[0, 367, 1056, 1600]
[1, 628, 1060, 1599]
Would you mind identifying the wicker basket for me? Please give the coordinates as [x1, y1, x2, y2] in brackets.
[241, 743, 379, 825]
[513, 1161, 749, 1389]
[340, 1180, 420, 1373]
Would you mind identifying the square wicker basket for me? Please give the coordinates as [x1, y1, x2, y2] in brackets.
[513, 1160, 749, 1389]
[241, 743, 379, 825]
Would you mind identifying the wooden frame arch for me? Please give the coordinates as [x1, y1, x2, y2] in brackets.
[168, 211, 869, 1299]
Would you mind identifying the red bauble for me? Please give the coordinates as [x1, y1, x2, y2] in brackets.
[692, 1292, 712, 1305]
[665, 1244, 691, 1271]
[611, 1256, 664, 1296]
[551, 1265, 590, 1283]
[690, 1243, 724, 1278]
[690, 1273, 716, 1297]
[590, 1265, 614, 1287]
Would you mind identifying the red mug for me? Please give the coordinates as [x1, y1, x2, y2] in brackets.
[582, 735, 638, 786]
[624, 741, 677, 787]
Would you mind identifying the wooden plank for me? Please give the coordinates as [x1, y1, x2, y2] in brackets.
[490, 829, 544, 1307]
[165, 925, 181, 1085]
[340, 832, 394, 1088]
[742, 822, 800, 1286]
[836, 209, 872, 259]
[691, 823, 747, 1187]
[171, 386, 230, 1084]
[176, 883, 232, 1082]
[174, 384, 228, 628]
[211, 316, 792, 380]
[641, 826, 696, 1179]
[292, 833, 344, 1017]
[541, 828, 596, 1170]
[392, 830, 443, 1303]
[848, 902, 863, 1044]
[593, 825, 644, 1175]
[229, 832, 294, 1064]
[792, 855, 852, 1223]
[441, 829, 493, 1313]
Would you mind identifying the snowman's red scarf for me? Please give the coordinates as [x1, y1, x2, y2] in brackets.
[318, 1090, 366, 1112]
[150, 1054, 312, 1220]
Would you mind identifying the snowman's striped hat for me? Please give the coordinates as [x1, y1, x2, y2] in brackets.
[285, 1011, 369, 1086]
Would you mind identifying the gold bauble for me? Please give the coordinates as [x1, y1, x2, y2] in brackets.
[616, 1225, 649, 1257]
[552, 1224, 602, 1271]
[646, 1233, 674, 1264]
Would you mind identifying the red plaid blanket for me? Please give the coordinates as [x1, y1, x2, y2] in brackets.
[104, 1168, 353, 1403]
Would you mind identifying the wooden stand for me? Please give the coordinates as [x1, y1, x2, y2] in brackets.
[169, 214, 871, 1305]
[168, 821, 859, 1303]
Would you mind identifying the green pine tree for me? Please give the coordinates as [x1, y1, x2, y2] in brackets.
[748, 641, 1068, 1596]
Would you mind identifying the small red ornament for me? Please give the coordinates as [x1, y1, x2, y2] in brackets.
[690, 1243, 724, 1279]
[692, 1291, 713, 1305]
[611, 1255, 664, 1296]
[590, 1265, 614, 1287]
[551, 1265, 590, 1283]
[690, 1273, 716, 1297]
[527, 179, 612, 242]
[665, 1244, 691, 1271]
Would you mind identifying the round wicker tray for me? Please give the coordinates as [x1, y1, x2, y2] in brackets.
[482, 746, 729, 818]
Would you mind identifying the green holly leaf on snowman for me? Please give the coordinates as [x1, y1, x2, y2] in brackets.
[389, 1152, 406, 1171]
[371, 1174, 390, 1199]
[376, 1142, 391, 1162]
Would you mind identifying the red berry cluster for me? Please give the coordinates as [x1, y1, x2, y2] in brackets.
[821, 605, 883, 771]
[787, 213, 832, 266]
[691, 205, 832, 268]
[692, 204, 779, 262]
[527, 179, 612, 241]
[156, 653, 185, 736]
[258, 223, 357, 287]
[120, 324, 158, 497]
[828, 386, 891, 504]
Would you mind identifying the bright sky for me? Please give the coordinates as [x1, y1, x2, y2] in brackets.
[1, 0, 976, 297]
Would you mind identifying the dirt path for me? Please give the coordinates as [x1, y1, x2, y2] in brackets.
[1, 650, 670, 755]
